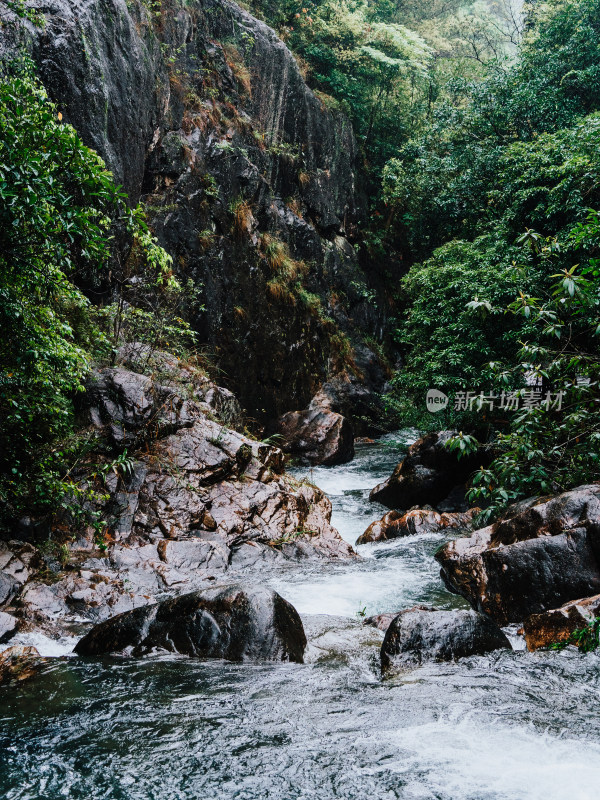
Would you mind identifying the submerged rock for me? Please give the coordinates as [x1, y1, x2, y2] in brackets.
[363, 608, 430, 633]
[369, 431, 490, 512]
[523, 594, 600, 651]
[74, 584, 306, 663]
[276, 405, 354, 465]
[436, 484, 600, 625]
[356, 507, 478, 545]
[0, 646, 43, 685]
[380, 607, 511, 672]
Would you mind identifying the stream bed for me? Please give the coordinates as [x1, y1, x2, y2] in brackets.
[2, 433, 600, 800]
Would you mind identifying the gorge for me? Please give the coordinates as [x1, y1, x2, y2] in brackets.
[2, 0, 600, 798]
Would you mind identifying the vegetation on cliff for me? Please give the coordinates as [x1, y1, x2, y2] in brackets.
[249, 0, 519, 180]
[0, 57, 188, 526]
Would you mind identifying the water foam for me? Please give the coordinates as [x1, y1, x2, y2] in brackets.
[377, 713, 600, 800]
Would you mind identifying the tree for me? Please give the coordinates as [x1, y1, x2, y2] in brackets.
[383, 0, 600, 261]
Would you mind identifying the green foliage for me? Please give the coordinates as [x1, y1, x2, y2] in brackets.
[289, 0, 433, 170]
[389, 0, 600, 520]
[396, 216, 600, 522]
[392, 96, 600, 413]
[550, 616, 600, 652]
[92, 450, 137, 485]
[385, 0, 600, 258]
[0, 59, 174, 528]
[0, 0, 43, 25]
[445, 431, 479, 459]
[249, 0, 506, 182]
[567, 617, 600, 652]
[392, 236, 541, 399]
[384, 110, 600, 258]
[466, 224, 600, 520]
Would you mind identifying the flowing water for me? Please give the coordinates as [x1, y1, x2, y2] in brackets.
[2, 433, 600, 800]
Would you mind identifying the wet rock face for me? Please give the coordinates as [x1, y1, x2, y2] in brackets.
[356, 508, 478, 546]
[276, 405, 354, 466]
[0, 573, 18, 607]
[79, 360, 344, 555]
[84, 368, 191, 448]
[523, 594, 600, 651]
[380, 608, 511, 672]
[0, 646, 43, 685]
[0, 361, 354, 639]
[0, 542, 39, 605]
[4, 0, 388, 424]
[84, 344, 243, 441]
[436, 484, 600, 625]
[74, 584, 307, 663]
[310, 369, 389, 437]
[369, 432, 490, 512]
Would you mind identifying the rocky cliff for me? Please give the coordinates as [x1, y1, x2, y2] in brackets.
[2, 0, 389, 425]
[0, 345, 354, 641]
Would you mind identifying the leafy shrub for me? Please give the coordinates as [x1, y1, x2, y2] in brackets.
[0, 59, 172, 527]
[466, 219, 600, 520]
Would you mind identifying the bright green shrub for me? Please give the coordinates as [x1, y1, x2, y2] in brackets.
[0, 59, 171, 523]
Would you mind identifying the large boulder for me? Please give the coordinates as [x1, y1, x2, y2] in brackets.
[74, 584, 306, 663]
[523, 594, 600, 651]
[0, 542, 39, 619]
[356, 507, 478, 545]
[83, 366, 201, 448]
[380, 607, 511, 672]
[0, 572, 18, 606]
[80, 365, 351, 560]
[116, 344, 243, 428]
[0, 542, 39, 587]
[436, 484, 600, 625]
[308, 367, 388, 436]
[276, 405, 354, 466]
[369, 431, 490, 512]
[1, 364, 354, 640]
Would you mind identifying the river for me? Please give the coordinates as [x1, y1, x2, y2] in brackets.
[2, 433, 600, 800]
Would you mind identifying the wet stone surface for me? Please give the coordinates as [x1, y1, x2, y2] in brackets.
[75, 584, 307, 663]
